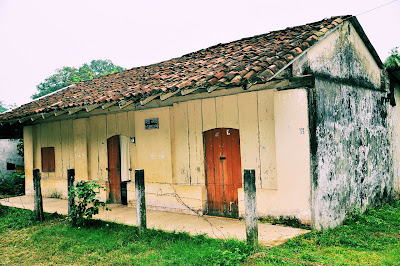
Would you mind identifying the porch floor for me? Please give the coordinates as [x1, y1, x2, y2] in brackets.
[0, 195, 309, 247]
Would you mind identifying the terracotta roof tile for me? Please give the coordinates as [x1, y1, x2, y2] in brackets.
[0, 15, 350, 121]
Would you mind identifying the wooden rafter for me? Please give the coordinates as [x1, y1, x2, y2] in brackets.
[85, 104, 100, 112]
[181, 87, 200, 96]
[18, 117, 31, 123]
[54, 110, 69, 116]
[68, 107, 85, 115]
[119, 100, 134, 109]
[101, 101, 116, 109]
[140, 93, 162, 106]
[160, 90, 180, 101]
[207, 86, 219, 92]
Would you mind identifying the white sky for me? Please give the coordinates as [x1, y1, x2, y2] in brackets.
[0, 0, 399, 107]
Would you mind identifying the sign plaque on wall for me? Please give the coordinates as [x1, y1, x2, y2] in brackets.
[145, 118, 159, 130]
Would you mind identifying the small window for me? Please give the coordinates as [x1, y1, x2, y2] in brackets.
[41, 147, 55, 172]
[7, 163, 16, 170]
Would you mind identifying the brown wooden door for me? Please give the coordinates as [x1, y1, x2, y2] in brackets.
[107, 135, 121, 203]
[205, 128, 242, 218]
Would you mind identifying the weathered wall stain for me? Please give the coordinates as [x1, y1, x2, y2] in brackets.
[312, 79, 393, 229]
[299, 21, 396, 229]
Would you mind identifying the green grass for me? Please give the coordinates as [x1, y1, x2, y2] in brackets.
[0, 204, 252, 265]
[1, 201, 400, 265]
[249, 201, 400, 265]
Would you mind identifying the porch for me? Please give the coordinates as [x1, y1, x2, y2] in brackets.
[0, 195, 309, 247]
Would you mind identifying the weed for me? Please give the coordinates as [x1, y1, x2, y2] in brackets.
[68, 180, 109, 226]
[49, 190, 62, 199]
[259, 215, 311, 229]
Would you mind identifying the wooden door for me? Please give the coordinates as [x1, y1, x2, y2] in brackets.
[205, 128, 242, 218]
[107, 135, 121, 203]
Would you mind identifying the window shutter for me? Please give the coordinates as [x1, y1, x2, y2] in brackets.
[41, 147, 55, 172]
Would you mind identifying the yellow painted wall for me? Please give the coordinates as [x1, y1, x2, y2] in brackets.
[24, 88, 311, 221]
[23, 126, 34, 195]
[239, 89, 311, 222]
[135, 107, 173, 184]
[73, 118, 89, 181]
[171, 90, 309, 220]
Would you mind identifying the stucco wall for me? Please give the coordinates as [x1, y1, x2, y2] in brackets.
[295, 21, 395, 229]
[310, 80, 392, 229]
[388, 82, 400, 197]
[0, 139, 23, 178]
[23, 88, 312, 221]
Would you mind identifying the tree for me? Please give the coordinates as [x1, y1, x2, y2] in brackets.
[0, 101, 7, 113]
[385, 47, 400, 69]
[32, 59, 125, 99]
[0, 101, 16, 113]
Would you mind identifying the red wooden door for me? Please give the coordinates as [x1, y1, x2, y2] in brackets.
[107, 135, 121, 203]
[205, 128, 242, 218]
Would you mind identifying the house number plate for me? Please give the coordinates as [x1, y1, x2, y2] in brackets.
[145, 118, 159, 130]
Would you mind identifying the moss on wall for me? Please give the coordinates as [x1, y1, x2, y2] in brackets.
[301, 21, 395, 229]
[311, 79, 394, 229]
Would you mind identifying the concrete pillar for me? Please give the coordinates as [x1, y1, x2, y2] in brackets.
[135, 169, 146, 231]
[33, 169, 44, 222]
[244, 169, 258, 246]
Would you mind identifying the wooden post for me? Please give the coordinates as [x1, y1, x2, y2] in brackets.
[244, 169, 258, 246]
[67, 169, 75, 218]
[33, 169, 44, 222]
[135, 169, 146, 231]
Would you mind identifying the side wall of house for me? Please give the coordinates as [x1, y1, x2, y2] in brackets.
[389, 82, 400, 197]
[293, 21, 395, 229]
[23, 87, 311, 221]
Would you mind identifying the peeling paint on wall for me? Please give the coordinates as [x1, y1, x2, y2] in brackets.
[301, 21, 395, 229]
[311, 79, 393, 229]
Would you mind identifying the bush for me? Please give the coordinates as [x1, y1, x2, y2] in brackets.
[68, 181, 109, 226]
[0, 172, 25, 196]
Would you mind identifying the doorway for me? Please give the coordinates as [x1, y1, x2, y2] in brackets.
[107, 135, 131, 204]
[107, 135, 121, 203]
[204, 128, 242, 218]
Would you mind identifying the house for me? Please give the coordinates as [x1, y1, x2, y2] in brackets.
[1, 15, 399, 229]
[0, 139, 24, 178]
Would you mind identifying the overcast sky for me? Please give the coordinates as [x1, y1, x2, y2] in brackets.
[0, 0, 399, 107]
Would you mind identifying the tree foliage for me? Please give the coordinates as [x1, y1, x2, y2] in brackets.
[0, 101, 7, 113]
[385, 47, 400, 69]
[32, 59, 125, 99]
[0, 101, 16, 113]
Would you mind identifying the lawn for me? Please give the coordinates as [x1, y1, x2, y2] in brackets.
[1, 201, 400, 265]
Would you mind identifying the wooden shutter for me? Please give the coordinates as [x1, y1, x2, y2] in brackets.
[41, 147, 55, 172]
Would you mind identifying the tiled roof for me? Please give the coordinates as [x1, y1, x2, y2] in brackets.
[1, 16, 350, 121]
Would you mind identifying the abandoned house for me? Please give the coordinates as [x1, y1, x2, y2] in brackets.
[1, 15, 399, 229]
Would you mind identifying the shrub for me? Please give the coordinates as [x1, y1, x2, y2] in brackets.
[68, 180, 109, 226]
[0, 172, 25, 196]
